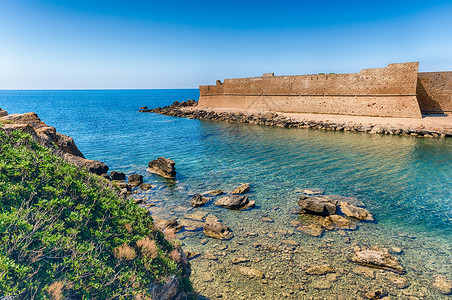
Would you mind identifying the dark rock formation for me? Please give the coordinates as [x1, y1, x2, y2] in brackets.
[110, 171, 126, 181]
[298, 195, 337, 215]
[128, 174, 143, 187]
[148, 157, 176, 178]
[203, 220, 233, 239]
[215, 195, 255, 210]
[150, 275, 188, 300]
[190, 194, 210, 207]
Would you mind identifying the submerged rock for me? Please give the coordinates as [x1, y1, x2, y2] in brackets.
[339, 201, 374, 221]
[296, 224, 324, 237]
[148, 157, 176, 178]
[298, 195, 337, 215]
[190, 194, 210, 208]
[350, 247, 406, 274]
[203, 220, 233, 240]
[300, 188, 324, 195]
[328, 214, 357, 230]
[215, 195, 255, 210]
[364, 289, 387, 299]
[128, 174, 143, 187]
[236, 266, 264, 279]
[231, 183, 250, 194]
[432, 275, 452, 295]
[305, 264, 335, 275]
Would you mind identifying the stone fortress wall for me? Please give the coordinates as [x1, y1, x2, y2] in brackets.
[198, 62, 452, 118]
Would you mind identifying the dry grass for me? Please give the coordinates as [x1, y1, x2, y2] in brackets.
[113, 244, 137, 261]
[47, 281, 64, 300]
[124, 223, 133, 233]
[163, 228, 176, 240]
[136, 237, 158, 259]
[170, 249, 182, 264]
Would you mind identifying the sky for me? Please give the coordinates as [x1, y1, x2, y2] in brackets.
[1, 0, 452, 89]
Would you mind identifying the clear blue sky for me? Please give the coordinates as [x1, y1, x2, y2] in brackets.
[1, 0, 452, 89]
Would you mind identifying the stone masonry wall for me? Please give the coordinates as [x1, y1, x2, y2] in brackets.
[417, 72, 452, 114]
[198, 63, 423, 118]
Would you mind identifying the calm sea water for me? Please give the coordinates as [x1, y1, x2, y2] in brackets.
[1, 90, 451, 298]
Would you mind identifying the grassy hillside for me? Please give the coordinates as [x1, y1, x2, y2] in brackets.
[0, 129, 192, 299]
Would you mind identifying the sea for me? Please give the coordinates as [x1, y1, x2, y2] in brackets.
[1, 89, 451, 299]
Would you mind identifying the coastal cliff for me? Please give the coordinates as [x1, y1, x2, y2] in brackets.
[0, 110, 194, 299]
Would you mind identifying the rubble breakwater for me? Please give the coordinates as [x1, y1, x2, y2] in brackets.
[140, 101, 451, 138]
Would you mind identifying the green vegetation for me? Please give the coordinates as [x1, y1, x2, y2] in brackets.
[0, 129, 191, 299]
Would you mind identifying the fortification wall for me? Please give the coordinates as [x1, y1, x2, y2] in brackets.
[198, 62, 423, 118]
[417, 72, 452, 114]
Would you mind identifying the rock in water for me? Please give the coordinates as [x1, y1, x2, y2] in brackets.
[215, 195, 255, 210]
[203, 220, 233, 240]
[305, 265, 335, 275]
[139, 183, 153, 190]
[203, 189, 224, 196]
[298, 195, 337, 215]
[350, 247, 406, 274]
[339, 201, 374, 221]
[110, 171, 126, 181]
[148, 157, 176, 178]
[236, 266, 264, 279]
[190, 194, 210, 207]
[231, 183, 250, 194]
[433, 275, 452, 295]
[128, 174, 143, 187]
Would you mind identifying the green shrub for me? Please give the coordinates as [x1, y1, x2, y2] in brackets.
[0, 129, 191, 299]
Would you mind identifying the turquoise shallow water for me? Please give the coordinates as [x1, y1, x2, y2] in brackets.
[1, 90, 451, 298]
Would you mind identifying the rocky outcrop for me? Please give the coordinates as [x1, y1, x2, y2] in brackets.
[215, 195, 255, 210]
[63, 154, 108, 175]
[231, 183, 250, 194]
[203, 220, 233, 239]
[298, 195, 337, 215]
[0, 112, 110, 176]
[350, 247, 406, 274]
[148, 157, 176, 178]
[190, 194, 210, 207]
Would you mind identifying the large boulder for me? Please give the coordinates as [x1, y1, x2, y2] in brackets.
[350, 247, 406, 274]
[148, 157, 176, 178]
[203, 220, 233, 240]
[150, 275, 188, 300]
[64, 154, 109, 175]
[128, 174, 143, 187]
[215, 195, 255, 210]
[339, 201, 374, 221]
[298, 195, 337, 215]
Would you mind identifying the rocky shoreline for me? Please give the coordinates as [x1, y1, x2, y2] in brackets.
[140, 101, 451, 138]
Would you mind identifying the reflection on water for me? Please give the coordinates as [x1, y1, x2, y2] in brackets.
[1, 90, 451, 299]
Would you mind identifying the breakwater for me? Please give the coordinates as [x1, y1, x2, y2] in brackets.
[142, 101, 451, 138]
